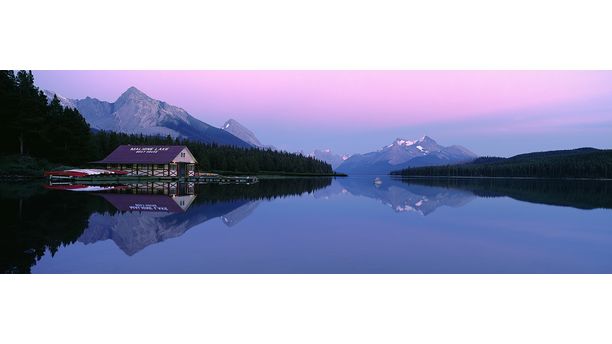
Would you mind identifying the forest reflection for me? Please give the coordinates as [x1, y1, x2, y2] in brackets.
[396, 177, 612, 210]
[3, 176, 611, 273]
[0, 178, 332, 273]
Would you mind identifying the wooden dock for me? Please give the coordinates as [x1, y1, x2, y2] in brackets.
[47, 174, 258, 185]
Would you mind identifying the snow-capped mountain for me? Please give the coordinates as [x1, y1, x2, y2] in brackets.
[336, 136, 477, 174]
[43, 87, 252, 148]
[43, 90, 76, 109]
[310, 149, 351, 169]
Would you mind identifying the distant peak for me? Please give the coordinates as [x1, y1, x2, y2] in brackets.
[126, 86, 142, 93]
[117, 86, 150, 101]
[222, 118, 243, 129]
[418, 135, 435, 143]
[221, 118, 263, 147]
[393, 138, 415, 146]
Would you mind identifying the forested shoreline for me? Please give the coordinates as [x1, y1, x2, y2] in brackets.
[0, 70, 334, 176]
[90, 130, 334, 175]
[392, 148, 612, 179]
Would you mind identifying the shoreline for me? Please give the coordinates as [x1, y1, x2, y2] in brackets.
[0, 171, 347, 183]
[391, 175, 612, 181]
[212, 171, 347, 177]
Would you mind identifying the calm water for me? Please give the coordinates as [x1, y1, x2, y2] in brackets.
[1, 176, 612, 273]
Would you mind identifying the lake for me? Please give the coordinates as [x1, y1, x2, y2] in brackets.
[1, 176, 611, 273]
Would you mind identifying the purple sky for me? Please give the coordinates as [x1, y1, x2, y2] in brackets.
[32, 71, 612, 156]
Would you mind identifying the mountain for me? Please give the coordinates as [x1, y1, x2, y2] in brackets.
[393, 147, 612, 179]
[310, 149, 350, 169]
[221, 118, 274, 149]
[336, 136, 477, 175]
[43, 90, 76, 109]
[43, 87, 252, 148]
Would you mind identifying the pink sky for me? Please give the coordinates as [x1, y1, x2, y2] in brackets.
[32, 71, 612, 155]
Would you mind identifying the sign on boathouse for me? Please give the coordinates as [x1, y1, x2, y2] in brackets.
[93, 145, 197, 177]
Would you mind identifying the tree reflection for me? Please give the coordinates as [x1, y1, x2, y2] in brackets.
[396, 177, 612, 210]
[0, 178, 332, 273]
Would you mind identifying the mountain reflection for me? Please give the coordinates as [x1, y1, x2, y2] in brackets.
[0, 178, 332, 273]
[318, 176, 612, 214]
[4, 176, 610, 273]
[335, 176, 476, 215]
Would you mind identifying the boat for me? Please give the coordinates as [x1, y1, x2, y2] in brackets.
[374, 177, 383, 185]
[44, 184, 127, 192]
[44, 168, 258, 185]
[44, 168, 129, 180]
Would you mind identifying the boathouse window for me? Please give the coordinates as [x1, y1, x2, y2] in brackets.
[180, 152, 186, 158]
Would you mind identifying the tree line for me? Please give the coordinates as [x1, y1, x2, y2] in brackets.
[91, 130, 333, 174]
[399, 177, 612, 210]
[0, 70, 333, 175]
[392, 148, 612, 179]
[0, 70, 91, 165]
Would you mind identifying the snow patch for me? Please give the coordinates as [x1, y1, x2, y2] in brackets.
[395, 139, 415, 146]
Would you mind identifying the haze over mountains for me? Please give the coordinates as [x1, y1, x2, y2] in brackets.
[43, 87, 252, 148]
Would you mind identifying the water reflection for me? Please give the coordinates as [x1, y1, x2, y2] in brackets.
[0, 178, 332, 273]
[317, 176, 612, 213]
[336, 177, 476, 215]
[395, 177, 612, 210]
[2, 176, 611, 273]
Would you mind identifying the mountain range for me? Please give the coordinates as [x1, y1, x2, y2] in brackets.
[44, 87, 252, 148]
[336, 136, 477, 174]
[43, 88, 478, 173]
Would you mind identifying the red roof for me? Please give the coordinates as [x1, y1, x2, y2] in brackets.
[93, 145, 193, 164]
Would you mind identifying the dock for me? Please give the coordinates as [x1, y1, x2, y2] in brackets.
[47, 174, 258, 185]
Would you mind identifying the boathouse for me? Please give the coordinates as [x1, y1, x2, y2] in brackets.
[94, 145, 197, 177]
